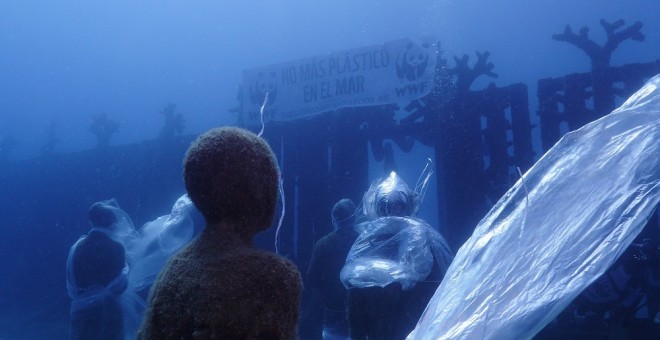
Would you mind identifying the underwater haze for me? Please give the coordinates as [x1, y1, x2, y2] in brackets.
[1, 1, 659, 339]
[1, 1, 658, 158]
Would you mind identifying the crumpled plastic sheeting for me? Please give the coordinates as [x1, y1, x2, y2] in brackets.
[128, 194, 198, 293]
[341, 216, 453, 290]
[107, 194, 200, 339]
[408, 74, 660, 340]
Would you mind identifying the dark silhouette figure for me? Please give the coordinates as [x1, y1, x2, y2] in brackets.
[307, 198, 359, 340]
[138, 127, 302, 339]
[66, 200, 128, 340]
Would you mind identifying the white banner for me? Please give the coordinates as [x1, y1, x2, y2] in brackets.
[241, 37, 438, 125]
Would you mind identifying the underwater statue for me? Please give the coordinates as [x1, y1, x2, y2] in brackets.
[307, 198, 360, 340]
[66, 200, 129, 340]
[341, 170, 454, 340]
[138, 127, 302, 339]
[66, 195, 204, 340]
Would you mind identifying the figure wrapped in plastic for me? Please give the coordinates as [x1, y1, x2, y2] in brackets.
[340, 170, 454, 340]
[127, 194, 203, 299]
[407, 75, 660, 339]
[67, 196, 203, 340]
[66, 199, 136, 340]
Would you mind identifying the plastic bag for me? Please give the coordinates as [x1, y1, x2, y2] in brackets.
[408, 74, 660, 339]
[342, 170, 453, 291]
[341, 216, 453, 290]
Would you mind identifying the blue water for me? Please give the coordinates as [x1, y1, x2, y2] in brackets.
[1, 1, 659, 339]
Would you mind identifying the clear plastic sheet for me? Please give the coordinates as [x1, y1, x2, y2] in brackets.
[341, 216, 453, 290]
[408, 75, 660, 339]
[128, 194, 199, 293]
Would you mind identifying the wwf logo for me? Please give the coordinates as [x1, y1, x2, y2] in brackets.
[396, 41, 431, 81]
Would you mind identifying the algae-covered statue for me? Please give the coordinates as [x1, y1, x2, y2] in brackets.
[138, 127, 302, 339]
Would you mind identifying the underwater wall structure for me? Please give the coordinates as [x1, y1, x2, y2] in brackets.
[425, 52, 537, 249]
[538, 59, 660, 150]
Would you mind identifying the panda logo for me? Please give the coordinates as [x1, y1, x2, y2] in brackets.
[396, 42, 431, 81]
[249, 70, 278, 105]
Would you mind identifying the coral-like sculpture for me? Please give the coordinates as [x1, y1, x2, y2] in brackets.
[41, 122, 60, 156]
[88, 113, 119, 148]
[552, 19, 644, 70]
[158, 103, 185, 140]
[552, 19, 645, 115]
[451, 51, 498, 93]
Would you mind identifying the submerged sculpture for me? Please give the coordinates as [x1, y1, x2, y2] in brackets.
[66, 195, 203, 340]
[552, 19, 645, 117]
[89, 113, 120, 149]
[408, 74, 660, 339]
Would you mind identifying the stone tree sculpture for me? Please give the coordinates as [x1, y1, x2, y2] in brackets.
[552, 19, 645, 115]
[451, 51, 498, 94]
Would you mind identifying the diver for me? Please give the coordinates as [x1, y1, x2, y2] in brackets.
[340, 170, 454, 340]
[66, 199, 130, 340]
[307, 198, 360, 340]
